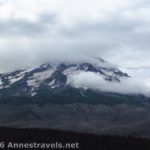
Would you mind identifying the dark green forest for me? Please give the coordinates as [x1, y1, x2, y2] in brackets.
[0, 127, 150, 150]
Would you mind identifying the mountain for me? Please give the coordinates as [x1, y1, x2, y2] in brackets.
[0, 57, 150, 138]
[0, 57, 134, 105]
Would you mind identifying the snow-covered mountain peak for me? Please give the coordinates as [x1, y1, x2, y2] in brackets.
[0, 58, 128, 97]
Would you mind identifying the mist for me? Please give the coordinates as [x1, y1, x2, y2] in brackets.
[67, 71, 150, 97]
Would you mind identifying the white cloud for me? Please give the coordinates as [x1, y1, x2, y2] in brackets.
[67, 71, 150, 97]
[0, 0, 150, 74]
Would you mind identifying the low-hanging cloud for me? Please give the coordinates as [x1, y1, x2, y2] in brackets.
[67, 71, 150, 97]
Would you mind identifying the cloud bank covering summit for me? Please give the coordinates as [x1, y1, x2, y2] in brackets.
[0, 0, 150, 75]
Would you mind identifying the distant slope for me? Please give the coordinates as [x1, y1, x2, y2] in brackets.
[0, 103, 150, 138]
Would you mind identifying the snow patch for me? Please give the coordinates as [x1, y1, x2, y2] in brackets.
[31, 92, 37, 97]
[0, 79, 3, 86]
[49, 79, 55, 86]
[63, 67, 77, 75]
[51, 85, 56, 89]
[27, 68, 56, 89]
[9, 76, 24, 85]
[0, 79, 3, 89]
[101, 69, 115, 77]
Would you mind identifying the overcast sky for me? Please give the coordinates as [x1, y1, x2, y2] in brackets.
[0, 0, 150, 75]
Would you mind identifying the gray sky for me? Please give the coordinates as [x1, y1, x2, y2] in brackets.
[0, 0, 150, 75]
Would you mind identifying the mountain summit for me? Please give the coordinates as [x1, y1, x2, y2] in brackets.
[0, 57, 128, 99]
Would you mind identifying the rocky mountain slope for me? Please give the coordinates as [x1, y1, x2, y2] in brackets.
[0, 57, 131, 104]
